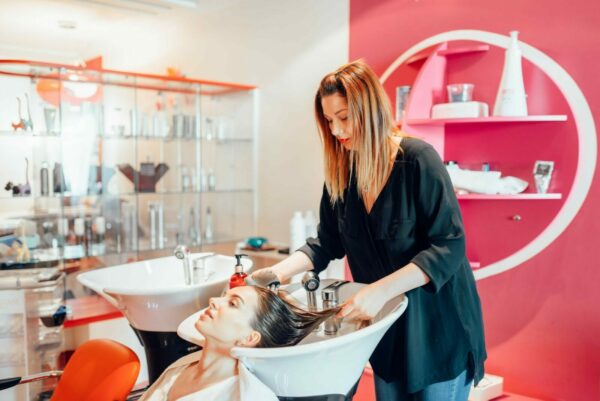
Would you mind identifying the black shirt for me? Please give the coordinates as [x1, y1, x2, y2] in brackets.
[298, 137, 486, 393]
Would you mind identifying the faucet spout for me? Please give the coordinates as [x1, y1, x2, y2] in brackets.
[174, 245, 192, 285]
[322, 280, 349, 335]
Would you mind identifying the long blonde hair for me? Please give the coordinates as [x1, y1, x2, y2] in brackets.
[315, 60, 400, 203]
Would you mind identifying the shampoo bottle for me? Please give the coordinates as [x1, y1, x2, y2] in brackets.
[229, 254, 249, 289]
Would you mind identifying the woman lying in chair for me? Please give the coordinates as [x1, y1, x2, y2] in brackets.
[140, 285, 339, 401]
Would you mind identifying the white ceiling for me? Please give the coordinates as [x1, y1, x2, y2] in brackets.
[0, 0, 241, 63]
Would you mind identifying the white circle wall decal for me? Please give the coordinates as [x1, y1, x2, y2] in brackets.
[380, 29, 597, 280]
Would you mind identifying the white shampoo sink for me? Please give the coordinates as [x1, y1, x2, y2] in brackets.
[78, 253, 252, 332]
[177, 279, 408, 398]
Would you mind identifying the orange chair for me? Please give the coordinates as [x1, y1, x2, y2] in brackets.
[0, 339, 140, 401]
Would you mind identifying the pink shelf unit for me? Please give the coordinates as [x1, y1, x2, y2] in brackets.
[404, 115, 567, 126]
[406, 52, 432, 65]
[386, 38, 576, 273]
[457, 193, 563, 200]
[437, 44, 490, 57]
[406, 44, 489, 65]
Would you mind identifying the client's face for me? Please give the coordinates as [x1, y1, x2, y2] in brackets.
[195, 286, 261, 348]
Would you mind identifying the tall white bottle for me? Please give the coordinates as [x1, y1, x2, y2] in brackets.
[289, 211, 307, 283]
[204, 206, 214, 244]
[304, 210, 318, 239]
[493, 31, 528, 117]
[289, 211, 306, 254]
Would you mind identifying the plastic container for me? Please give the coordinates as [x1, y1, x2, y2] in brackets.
[304, 211, 317, 239]
[447, 83, 474, 102]
[493, 31, 528, 116]
[289, 211, 305, 253]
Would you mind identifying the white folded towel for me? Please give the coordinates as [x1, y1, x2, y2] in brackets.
[446, 166, 528, 195]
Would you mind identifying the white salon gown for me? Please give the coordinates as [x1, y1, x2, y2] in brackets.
[139, 351, 278, 401]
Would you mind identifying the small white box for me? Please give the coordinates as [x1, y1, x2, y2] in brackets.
[469, 373, 504, 401]
[431, 101, 489, 119]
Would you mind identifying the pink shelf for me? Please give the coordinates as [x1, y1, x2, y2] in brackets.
[457, 194, 562, 200]
[405, 44, 489, 65]
[403, 115, 568, 126]
[437, 44, 490, 57]
[406, 52, 433, 65]
[496, 392, 548, 401]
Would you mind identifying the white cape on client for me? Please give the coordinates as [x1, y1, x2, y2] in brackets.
[139, 351, 278, 401]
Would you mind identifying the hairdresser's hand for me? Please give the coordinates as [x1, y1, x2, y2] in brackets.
[246, 267, 283, 287]
[338, 282, 389, 321]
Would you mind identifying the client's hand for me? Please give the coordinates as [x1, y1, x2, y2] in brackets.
[337, 283, 388, 321]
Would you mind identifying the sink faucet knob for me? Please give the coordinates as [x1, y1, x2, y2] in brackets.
[302, 271, 320, 291]
[301, 271, 320, 311]
[174, 245, 190, 258]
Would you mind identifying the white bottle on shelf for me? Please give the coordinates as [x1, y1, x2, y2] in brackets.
[304, 210, 318, 239]
[74, 217, 85, 243]
[493, 30, 528, 117]
[208, 169, 216, 191]
[204, 206, 214, 244]
[200, 168, 208, 192]
[289, 211, 305, 254]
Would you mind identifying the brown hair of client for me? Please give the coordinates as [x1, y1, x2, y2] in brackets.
[251, 286, 341, 348]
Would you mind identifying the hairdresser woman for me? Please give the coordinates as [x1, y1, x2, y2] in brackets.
[251, 60, 486, 401]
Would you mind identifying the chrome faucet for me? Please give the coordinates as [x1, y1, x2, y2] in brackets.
[192, 253, 216, 282]
[322, 280, 349, 335]
[301, 271, 320, 311]
[174, 245, 192, 285]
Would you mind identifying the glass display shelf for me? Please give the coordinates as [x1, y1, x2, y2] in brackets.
[0, 58, 258, 274]
[1, 189, 253, 200]
[0, 131, 253, 143]
[0, 59, 256, 95]
[0, 234, 244, 270]
[0, 130, 59, 137]
[101, 135, 253, 143]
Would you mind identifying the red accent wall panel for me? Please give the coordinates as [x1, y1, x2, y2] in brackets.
[349, 1, 600, 400]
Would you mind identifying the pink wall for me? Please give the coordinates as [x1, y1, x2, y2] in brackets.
[349, 1, 600, 400]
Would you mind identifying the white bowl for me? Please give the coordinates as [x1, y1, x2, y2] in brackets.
[177, 279, 408, 397]
[78, 253, 252, 332]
